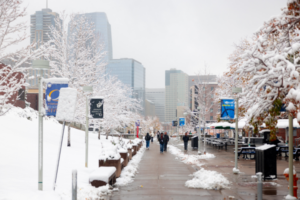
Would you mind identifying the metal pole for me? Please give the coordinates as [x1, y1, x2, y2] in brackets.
[204, 119, 206, 154]
[72, 170, 77, 200]
[85, 96, 89, 168]
[234, 97, 239, 173]
[257, 172, 263, 200]
[289, 114, 294, 197]
[198, 110, 201, 154]
[248, 127, 251, 147]
[38, 76, 43, 190]
[53, 121, 66, 190]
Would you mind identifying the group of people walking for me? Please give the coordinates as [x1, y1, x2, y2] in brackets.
[144, 131, 169, 153]
[157, 131, 169, 153]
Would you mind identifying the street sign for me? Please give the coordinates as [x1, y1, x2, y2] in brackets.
[45, 81, 68, 116]
[220, 99, 235, 120]
[232, 87, 242, 93]
[172, 120, 178, 127]
[135, 120, 140, 127]
[90, 98, 104, 119]
[179, 118, 185, 126]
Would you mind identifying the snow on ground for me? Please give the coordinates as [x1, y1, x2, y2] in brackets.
[168, 141, 230, 190]
[0, 107, 144, 199]
[115, 145, 145, 186]
[185, 168, 230, 190]
[168, 144, 215, 167]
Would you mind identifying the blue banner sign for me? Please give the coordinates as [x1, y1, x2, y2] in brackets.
[45, 82, 68, 116]
[179, 117, 185, 126]
[220, 99, 235, 120]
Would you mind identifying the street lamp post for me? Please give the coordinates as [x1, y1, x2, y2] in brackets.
[83, 86, 93, 168]
[32, 59, 50, 191]
[232, 87, 242, 174]
[197, 106, 202, 155]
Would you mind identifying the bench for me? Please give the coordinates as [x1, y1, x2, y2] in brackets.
[235, 147, 256, 159]
[277, 147, 300, 160]
[89, 167, 116, 188]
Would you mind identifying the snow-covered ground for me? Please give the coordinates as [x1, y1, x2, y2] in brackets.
[168, 142, 230, 190]
[0, 107, 144, 199]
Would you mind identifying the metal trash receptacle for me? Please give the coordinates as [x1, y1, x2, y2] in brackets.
[255, 144, 277, 180]
[191, 136, 198, 149]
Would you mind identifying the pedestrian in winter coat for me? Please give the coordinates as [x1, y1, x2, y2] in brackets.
[145, 133, 151, 149]
[158, 133, 164, 153]
[150, 132, 154, 143]
[157, 131, 160, 140]
[183, 132, 189, 151]
[163, 132, 169, 151]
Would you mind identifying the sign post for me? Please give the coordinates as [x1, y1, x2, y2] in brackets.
[135, 120, 140, 138]
[231, 87, 242, 174]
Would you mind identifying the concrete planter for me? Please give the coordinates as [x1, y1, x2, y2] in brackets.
[99, 158, 122, 178]
[127, 148, 132, 160]
[132, 145, 137, 156]
[119, 152, 129, 167]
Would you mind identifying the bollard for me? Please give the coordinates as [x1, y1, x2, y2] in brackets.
[72, 170, 77, 200]
[257, 172, 263, 200]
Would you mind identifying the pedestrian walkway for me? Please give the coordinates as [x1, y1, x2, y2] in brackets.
[112, 140, 230, 200]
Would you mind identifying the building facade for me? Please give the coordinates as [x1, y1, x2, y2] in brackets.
[106, 58, 146, 115]
[165, 69, 189, 123]
[145, 88, 165, 122]
[79, 12, 113, 62]
[145, 99, 156, 118]
[190, 82, 219, 123]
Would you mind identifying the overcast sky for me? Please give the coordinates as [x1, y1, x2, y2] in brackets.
[23, 0, 286, 88]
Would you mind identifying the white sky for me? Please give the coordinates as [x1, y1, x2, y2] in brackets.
[23, 0, 286, 88]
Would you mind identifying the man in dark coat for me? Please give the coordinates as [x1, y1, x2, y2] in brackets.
[145, 133, 151, 149]
[163, 132, 169, 152]
[159, 133, 164, 153]
[183, 132, 189, 151]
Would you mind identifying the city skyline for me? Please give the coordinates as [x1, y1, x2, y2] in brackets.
[20, 0, 286, 88]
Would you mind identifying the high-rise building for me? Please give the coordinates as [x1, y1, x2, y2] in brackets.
[146, 88, 165, 122]
[28, 8, 59, 88]
[79, 12, 113, 62]
[106, 58, 146, 115]
[165, 69, 189, 123]
[188, 75, 217, 90]
[145, 99, 156, 117]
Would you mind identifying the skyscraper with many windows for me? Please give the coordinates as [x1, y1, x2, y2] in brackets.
[165, 69, 189, 122]
[78, 12, 113, 62]
[28, 8, 59, 87]
[146, 88, 165, 122]
[106, 58, 146, 115]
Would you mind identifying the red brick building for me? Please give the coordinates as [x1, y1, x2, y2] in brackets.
[0, 63, 25, 109]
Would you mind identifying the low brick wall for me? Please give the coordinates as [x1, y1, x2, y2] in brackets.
[99, 159, 121, 178]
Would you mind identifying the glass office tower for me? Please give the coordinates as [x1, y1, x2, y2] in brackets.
[79, 12, 113, 62]
[146, 88, 165, 122]
[106, 59, 146, 116]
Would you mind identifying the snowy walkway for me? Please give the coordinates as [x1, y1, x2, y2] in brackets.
[111, 140, 225, 200]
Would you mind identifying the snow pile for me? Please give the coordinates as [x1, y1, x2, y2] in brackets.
[285, 194, 297, 200]
[185, 168, 230, 190]
[99, 142, 121, 161]
[168, 145, 215, 167]
[89, 167, 116, 182]
[56, 88, 77, 122]
[0, 107, 144, 200]
[115, 145, 146, 186]
[284, 167, 296, 175]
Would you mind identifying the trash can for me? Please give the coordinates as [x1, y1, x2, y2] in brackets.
[216, 133, 220, 138]
[191, 136, 198, 149]
[255, 145, 277, 180]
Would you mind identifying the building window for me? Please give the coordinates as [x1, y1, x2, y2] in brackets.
[210, 116, 213, 120]
[18, 89, 25, 101]
[210, 108, 213, 113]
[211, 87, 214, 91]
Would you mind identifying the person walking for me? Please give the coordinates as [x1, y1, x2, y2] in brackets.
[183, 132, 189, 151]
[163, 132, 169, 152]
[151, 132, 154, 143]
[157, 131, 160, 140]
[145, 133, 151, 149]
[159, 133, 164, 153]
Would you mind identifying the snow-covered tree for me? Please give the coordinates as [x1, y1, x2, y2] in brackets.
[0, 0, 53, 116]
